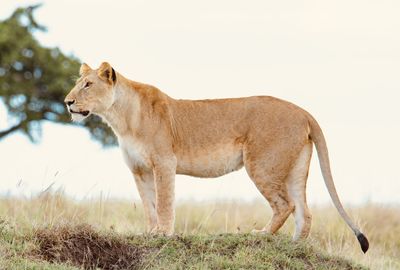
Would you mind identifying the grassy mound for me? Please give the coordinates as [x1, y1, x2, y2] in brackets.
[0, 223, 366, 270]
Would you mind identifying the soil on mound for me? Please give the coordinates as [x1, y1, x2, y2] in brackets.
[33, 224, 147, 270]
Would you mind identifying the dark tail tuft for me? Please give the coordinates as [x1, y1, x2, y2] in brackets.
[357, 233, 369, 253]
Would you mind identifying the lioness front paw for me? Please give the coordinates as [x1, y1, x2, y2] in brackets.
[150, 226, 174, 236]
[251, 228, 268, 234]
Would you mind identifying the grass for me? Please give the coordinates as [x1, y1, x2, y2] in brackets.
[0, 193, 399, 269]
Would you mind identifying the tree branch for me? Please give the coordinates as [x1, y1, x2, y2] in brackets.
[0, 121, 24, 140]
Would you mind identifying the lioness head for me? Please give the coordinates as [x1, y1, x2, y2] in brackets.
[64, 62, 117, 122]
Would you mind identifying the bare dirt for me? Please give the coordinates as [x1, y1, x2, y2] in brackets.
[33, 224, 147, 270]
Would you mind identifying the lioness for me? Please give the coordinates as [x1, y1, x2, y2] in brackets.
[65, 62, 369, 253]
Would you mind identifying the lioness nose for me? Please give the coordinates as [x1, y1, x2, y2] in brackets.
[65, 100, 75, 106]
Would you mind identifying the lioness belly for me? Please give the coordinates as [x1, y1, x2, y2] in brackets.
[176, 144, 244, 178]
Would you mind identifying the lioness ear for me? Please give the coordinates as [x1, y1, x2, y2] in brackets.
[97, 62, 116, 84]
[79, 63, 92, 76]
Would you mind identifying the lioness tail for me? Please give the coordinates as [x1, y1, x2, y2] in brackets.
[308, 115, 369, 253]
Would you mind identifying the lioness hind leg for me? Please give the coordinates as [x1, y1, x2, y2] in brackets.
[244, 151, 294, 234]
[287, 142, 313, 240]
[256, 183, 294, 234]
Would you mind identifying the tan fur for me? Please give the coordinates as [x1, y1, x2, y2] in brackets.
[64, 62, 365, 241]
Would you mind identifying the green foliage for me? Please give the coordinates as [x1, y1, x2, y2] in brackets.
[132, 233, 367, 270]
[0, 5, 116, 145]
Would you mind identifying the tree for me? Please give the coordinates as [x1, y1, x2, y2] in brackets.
[0, 5, 116, 145]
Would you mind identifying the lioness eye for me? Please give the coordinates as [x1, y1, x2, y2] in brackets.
[84, 81, 92, 89]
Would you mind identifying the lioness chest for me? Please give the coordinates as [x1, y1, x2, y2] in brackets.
[119, 135, 244, 177]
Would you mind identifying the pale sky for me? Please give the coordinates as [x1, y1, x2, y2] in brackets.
[0, 0, 399, 204]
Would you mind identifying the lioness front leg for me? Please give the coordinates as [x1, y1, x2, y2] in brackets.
[152, 157, 177, 235]
[133, 171, 157, 232]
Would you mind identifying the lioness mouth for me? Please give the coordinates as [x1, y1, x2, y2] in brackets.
[70, 109, 90, 116]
